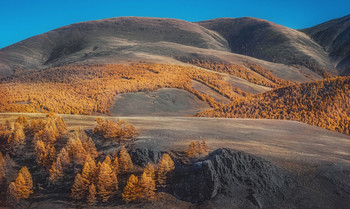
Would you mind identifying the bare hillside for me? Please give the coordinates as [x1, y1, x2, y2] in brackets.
[301, 15, 350, 75]
[198, 17, 335, 76]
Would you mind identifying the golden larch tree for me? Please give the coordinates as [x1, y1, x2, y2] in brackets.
[71, 173, 89, 200]
[119, 146, 133, 173]
[157, 153, 175, 187]
[12, 166, 33, 199]
[144, 163, 156, 181]
[96, 161, 118, 202]
[140, 171, 156, 201]
[8, 122, 25, 144]
[122, 174, 140, 203]
[186, 141, 197, 157]
[87, 183, 97, 206]
[112, 156, 119, 175]
[15, 116, 30, 133]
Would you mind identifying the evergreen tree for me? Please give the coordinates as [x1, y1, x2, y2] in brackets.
[49, 160, 63, 184]
[122, 174, 140, 203]
[186, 141, 197, 157]
[119, 146, 133, 173]
[15, 116, 30, 133]
[13, 167, 33, 199]
[7, 182, 19, 204]
[112, 156, 119, 175]
[157, 153, 175, 187]
[140, 171, 156, 201]
[8, 122, 25, 144]
[87, 183, 97, 206]
[71, 173, 89, 200]
[144, 163, 156, 181]
[81, 155, 96, 184]
[96, 161, 118, 202]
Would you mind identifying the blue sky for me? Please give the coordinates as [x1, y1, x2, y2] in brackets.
[1, 0, 349, 48]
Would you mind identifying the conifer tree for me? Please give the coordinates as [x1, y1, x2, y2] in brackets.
[71, 173, 89, 200]
[87, 183, 97, 206]
[199, 140, 209, 156]
[96, 161, 118, 202]
[13, 167, 33, 199]
[49, 160, 63, 184]
[112, 156, 119, 175]
[57, 147, 70, 167]
[81, 155, 96, 184]
[7, 182, 19, 204]
[157, 153, 175, 187]
[5, 120, 11, 130]
[122, 174, 140, 203]
[140, 171, 156, 201]
[0, 152, 6, 183]
[144, 163, 156, 181]
[8, 122, 25, 144]
[55, 116, 67, 137]
[186, 141, 197, 157]
[15, 116, 30, 133]
[119, 146, 133, 173]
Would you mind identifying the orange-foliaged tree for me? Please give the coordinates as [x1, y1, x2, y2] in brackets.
[157, 153, 175, 187]
[0, 63, 241, 115]
[8, 166, 33, 201]
[119, 146, 133, 173]
[122, 174, 140, 203]
[186, 140, 209, 158]
[93, 117, 139, 140]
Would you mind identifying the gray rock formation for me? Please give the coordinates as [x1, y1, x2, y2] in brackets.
[171, 148, 294, 208]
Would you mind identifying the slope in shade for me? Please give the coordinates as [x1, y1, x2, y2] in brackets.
[198, 17, 335, 76]
[301, 14, 350, 75]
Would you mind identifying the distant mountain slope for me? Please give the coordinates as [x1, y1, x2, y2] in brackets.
[301, 15, 350, 75]
[197, 76, 350, 134]
[0, 17, 230, 76]
[197, 17, 335, 76]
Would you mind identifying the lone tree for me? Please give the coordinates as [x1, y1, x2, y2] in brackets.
[157, 153, 175, 187]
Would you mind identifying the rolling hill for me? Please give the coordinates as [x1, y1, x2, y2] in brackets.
[0, 16, 341, 82]
[301, 15, 350, 75]
[0, 14, 350, 209]
[198, 17, 335, 76]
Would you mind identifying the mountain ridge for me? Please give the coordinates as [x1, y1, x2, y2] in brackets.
[1, 15, 349, 79]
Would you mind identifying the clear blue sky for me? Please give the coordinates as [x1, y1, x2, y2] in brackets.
[1, 0, 349, 48]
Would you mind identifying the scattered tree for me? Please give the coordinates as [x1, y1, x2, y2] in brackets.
[87, 183, 97, 206]
[157, 153, 175, 187]
[186, 140, 209, 158]
[119, 146, 133, 173]
[122, 174, 140, 203]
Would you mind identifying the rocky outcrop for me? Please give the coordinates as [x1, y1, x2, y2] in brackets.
[171, 148, 295, 208]
[129, 147, 162, 167]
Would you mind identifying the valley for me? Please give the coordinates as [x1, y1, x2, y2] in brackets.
[0, 14, 350, 209]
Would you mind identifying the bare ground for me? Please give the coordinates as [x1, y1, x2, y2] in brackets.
[1, 113, 349, 168]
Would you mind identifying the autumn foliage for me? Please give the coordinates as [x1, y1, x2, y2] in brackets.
[93, 117, 138, 140]
[8, 166, 33, 202]
[157, 153, 175, 188]
[186, 140, 209, 158]
[197, 76, 350, 134]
